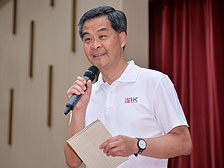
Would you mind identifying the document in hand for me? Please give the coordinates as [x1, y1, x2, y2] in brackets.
[67, 120, 128, 168]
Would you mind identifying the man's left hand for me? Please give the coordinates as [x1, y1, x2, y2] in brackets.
[99, 135, 138, 157]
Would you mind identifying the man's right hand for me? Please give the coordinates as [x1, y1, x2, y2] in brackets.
[66, 76, 92, 111]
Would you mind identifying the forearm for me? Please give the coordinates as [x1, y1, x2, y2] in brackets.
[141, 126, 192, 159]
[100, 126, 192, 159]
[64, 110, 86, 168]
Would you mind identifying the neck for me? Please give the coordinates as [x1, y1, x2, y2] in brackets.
[101, 59, 128, 85]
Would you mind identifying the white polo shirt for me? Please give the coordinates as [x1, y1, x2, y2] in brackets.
[84, 61, 188, 168]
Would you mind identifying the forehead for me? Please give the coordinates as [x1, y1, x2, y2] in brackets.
[82, 16, 112, 33]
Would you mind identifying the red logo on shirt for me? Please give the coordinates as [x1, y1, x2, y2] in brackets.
[124, 97, 138, 103]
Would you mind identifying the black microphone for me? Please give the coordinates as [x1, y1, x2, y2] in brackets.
[64, 65, 99, 115]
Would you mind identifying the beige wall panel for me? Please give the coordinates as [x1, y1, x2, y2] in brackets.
[122, 0, 149, 68]
[0, 0, 122, 168]
[0, 0, 148, 167]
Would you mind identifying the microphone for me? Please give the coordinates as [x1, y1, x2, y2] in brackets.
[64, 65, 99, 115]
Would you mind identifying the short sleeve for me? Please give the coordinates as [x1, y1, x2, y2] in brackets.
[153, 76, 188, 134]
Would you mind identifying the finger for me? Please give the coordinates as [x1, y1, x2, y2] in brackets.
[108, 147, 123, 157]
[67, 81, 86, 99]
[99, 137, 114, 149]
[66, 88, 76, 99]
[104, 140, 119, 153]
[76, 76, 87, 84]
[85, 80, 92, 95]
[100, 135, 121, 149]
[111, 151, 124, 157]
[101, 137, 122, 156]
[71, 84, 85, 95]
[74, 78, 86, 92]
[104, 141, 120, 156]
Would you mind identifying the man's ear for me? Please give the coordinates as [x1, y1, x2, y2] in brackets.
[119, 31, 127, 48]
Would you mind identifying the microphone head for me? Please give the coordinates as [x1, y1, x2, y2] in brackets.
[84, 65, 99, 81]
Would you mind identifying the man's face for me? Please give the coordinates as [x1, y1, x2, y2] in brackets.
[82, 16, 126, 71]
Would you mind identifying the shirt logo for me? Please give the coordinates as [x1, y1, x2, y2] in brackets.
[124, 97, 138, 103]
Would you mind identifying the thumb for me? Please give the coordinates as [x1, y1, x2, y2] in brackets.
[85, 80, 92, 95]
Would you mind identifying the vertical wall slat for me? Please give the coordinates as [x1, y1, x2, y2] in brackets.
[29, 20, 34, 78]
[50, 0, 54, 7]
[12, 0, 17, 34]
[72, 0, 76, 52]
[8, 88, 14, 145]
[47, 65, 53, 127]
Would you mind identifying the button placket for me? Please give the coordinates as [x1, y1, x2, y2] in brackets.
[105, 86, 112, 112]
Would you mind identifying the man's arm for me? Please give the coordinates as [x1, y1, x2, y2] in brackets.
[64, 78, 92, 168]
[64, 111, 85, 168]
[141, 125, 192, 158]
[100, 125, 192, 158]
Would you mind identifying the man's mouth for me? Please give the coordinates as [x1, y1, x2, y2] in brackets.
[93, 53, 106, 57]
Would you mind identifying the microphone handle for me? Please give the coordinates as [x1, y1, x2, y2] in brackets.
[64, 76, 90, 115]
[64, 94, 83, 115]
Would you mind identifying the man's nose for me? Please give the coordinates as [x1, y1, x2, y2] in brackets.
[92, 39, 101, 49]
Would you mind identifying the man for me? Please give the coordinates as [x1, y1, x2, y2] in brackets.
[64, 6, 192, 168]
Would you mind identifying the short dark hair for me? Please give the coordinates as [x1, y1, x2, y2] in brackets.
[78, 6, 127, 40]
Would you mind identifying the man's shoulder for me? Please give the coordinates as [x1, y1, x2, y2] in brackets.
[137, 65, 167, 81]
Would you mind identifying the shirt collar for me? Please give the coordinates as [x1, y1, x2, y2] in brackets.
[95, 60, 139, 91]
